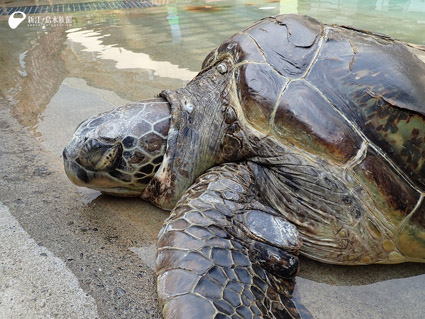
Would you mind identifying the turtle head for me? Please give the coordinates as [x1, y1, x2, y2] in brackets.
[63, 98, 171, 197]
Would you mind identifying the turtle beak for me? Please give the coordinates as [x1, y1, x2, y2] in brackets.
[77, 138, 123, 172]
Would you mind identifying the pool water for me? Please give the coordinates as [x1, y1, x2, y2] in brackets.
[1, 1, 424, 318]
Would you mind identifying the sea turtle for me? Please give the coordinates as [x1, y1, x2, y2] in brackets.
[63, 14, 425, 318]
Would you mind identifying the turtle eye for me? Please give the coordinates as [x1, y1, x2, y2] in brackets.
[216, 63, 228, 74]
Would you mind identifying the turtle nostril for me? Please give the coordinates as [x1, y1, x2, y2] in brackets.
[62, 148, 68, 160]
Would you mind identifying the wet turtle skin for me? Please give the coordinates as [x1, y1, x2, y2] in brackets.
[63, 14, 425, 319]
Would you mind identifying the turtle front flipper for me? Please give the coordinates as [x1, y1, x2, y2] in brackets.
[156, 163, 302, 319]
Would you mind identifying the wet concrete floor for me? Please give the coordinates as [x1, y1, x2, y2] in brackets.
[1, 1, 425, 318]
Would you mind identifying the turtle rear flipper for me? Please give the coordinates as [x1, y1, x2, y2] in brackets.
[156, 163, 302, 319]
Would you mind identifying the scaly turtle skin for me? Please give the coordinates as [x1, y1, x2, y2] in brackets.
[63, 98, 170, 196]
[63, 14, 425, 319]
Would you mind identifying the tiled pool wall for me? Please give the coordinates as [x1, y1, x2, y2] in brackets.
[0, 0, 157, 15]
